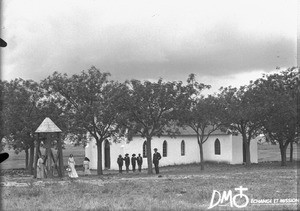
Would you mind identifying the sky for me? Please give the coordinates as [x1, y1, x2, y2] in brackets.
[1, 0, 297, 94]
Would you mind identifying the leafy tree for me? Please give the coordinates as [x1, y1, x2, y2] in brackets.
[0, 80, 9, 151]
[176, 74, 224, 170]
[34, 87, 71, 177]
[121, 78, 186, 174]
[3, 78, 41, 173]
[43, 66, 126, 175]
[218, 85, 262, 166]
[250, 67, 298, 165]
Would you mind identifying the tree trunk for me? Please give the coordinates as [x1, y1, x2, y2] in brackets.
[197, 136, 204, 171]
[97, 139, 103, 175]
[57, 133, 64, 177]
[289, 141, 293, 162]
[50, 149, 57, 176]
[242, 134, 251, 166]
[245, 142, 251, 165]
[45, 134, 53, 178]
[146, 136, 153, 174]
[28, 142, 35, 175]
[200, 143, 204, 170]
[279, 144, 287, 166]
[34, 139, 41, 178]
[25, 148, 29, 169]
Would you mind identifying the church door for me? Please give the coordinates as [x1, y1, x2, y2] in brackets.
[104, 140, 110, 169]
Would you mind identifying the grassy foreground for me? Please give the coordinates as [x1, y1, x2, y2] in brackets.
[1, 161, 299, 211]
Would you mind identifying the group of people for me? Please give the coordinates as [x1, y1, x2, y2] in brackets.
[117, 153, 143, 173]
[36, 148, 162, 179]
[36, 154, 91, 179]
[117, 148, 162, 174]
[66, 154, 92, 178]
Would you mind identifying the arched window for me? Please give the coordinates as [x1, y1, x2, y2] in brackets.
[181, 140, 185, 156]
[143, 141, 147, 158]
[163, 140, 167, 157]
[215, 139, 221, 155]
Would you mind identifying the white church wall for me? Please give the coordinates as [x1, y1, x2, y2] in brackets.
[107, 136, 201, 170]
[231, 134, 243, 164]
[85, 139, 97, 169]
[110, 139, 126, 169]
[110, 138, 140, 170]
[156, 136, 201, 167]
[85, 133, 243, 170]
[202, 134, 233, 163]
[85, 138, 128, 170]
[250, 138, 258, 163]
[231, 134, 258, 164]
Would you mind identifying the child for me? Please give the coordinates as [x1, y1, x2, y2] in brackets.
[83, 157, 91, 176]
[117, 155, 124, 173]
[137, 153, 143, 172]
[131, 154, 137, 172]
[124, 154, 130, 173]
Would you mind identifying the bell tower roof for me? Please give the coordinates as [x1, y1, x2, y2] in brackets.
[35, 117, 62, 133]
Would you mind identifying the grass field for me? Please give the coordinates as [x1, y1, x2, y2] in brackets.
[1, 161, 299, 210]
[0, 143, 299, 210]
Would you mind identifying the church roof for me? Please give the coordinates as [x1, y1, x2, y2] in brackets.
[176, 126, 230, 136]
[35, 117, 62, 133]
[131, 125, 230, 137]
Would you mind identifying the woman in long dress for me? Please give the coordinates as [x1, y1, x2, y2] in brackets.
[83, 157, 91, 176]
[68, 154, 78, 178]
[36, 155, 45, 179]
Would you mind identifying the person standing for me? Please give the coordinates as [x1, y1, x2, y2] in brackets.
[153, 148, 161, 174]
[83, 157, 91, 176]
[68, 154, 78, 178]
[117, 155, 124, 173]
[131, 154, 137, 172]
[124, 153, 130, 173]
[36, 155, 45, 179]
[137, 153, 143, 172]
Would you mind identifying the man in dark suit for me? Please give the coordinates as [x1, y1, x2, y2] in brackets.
[153, 148, 161, 174]
[124, 153, 130, 173]
[137, 153, 143, 172]
[131, 154, 137, 172]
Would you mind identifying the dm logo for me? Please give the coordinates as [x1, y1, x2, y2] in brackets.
[208, 186, 249, 209]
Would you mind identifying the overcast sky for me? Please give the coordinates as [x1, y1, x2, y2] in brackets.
[1, 0, 297, 93]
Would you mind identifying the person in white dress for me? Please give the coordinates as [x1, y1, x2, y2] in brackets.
[36, 155, 45, 179]
[68, 154, 78, 178]
[83, 157, 91, 176]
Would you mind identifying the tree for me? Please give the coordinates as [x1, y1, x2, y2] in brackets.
[176, 74, 224, 170]
[218, 85, 262, 166]
[43, 66, 125, 175]
[34, 87, 71, 178]
[250, 67, 298, 166]
[0, 80, 9, 151]
[121, 78, 186, 174]
[3, 78, 41, 174]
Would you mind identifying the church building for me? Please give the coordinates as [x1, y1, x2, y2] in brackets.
[85, 127, 258, 170]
